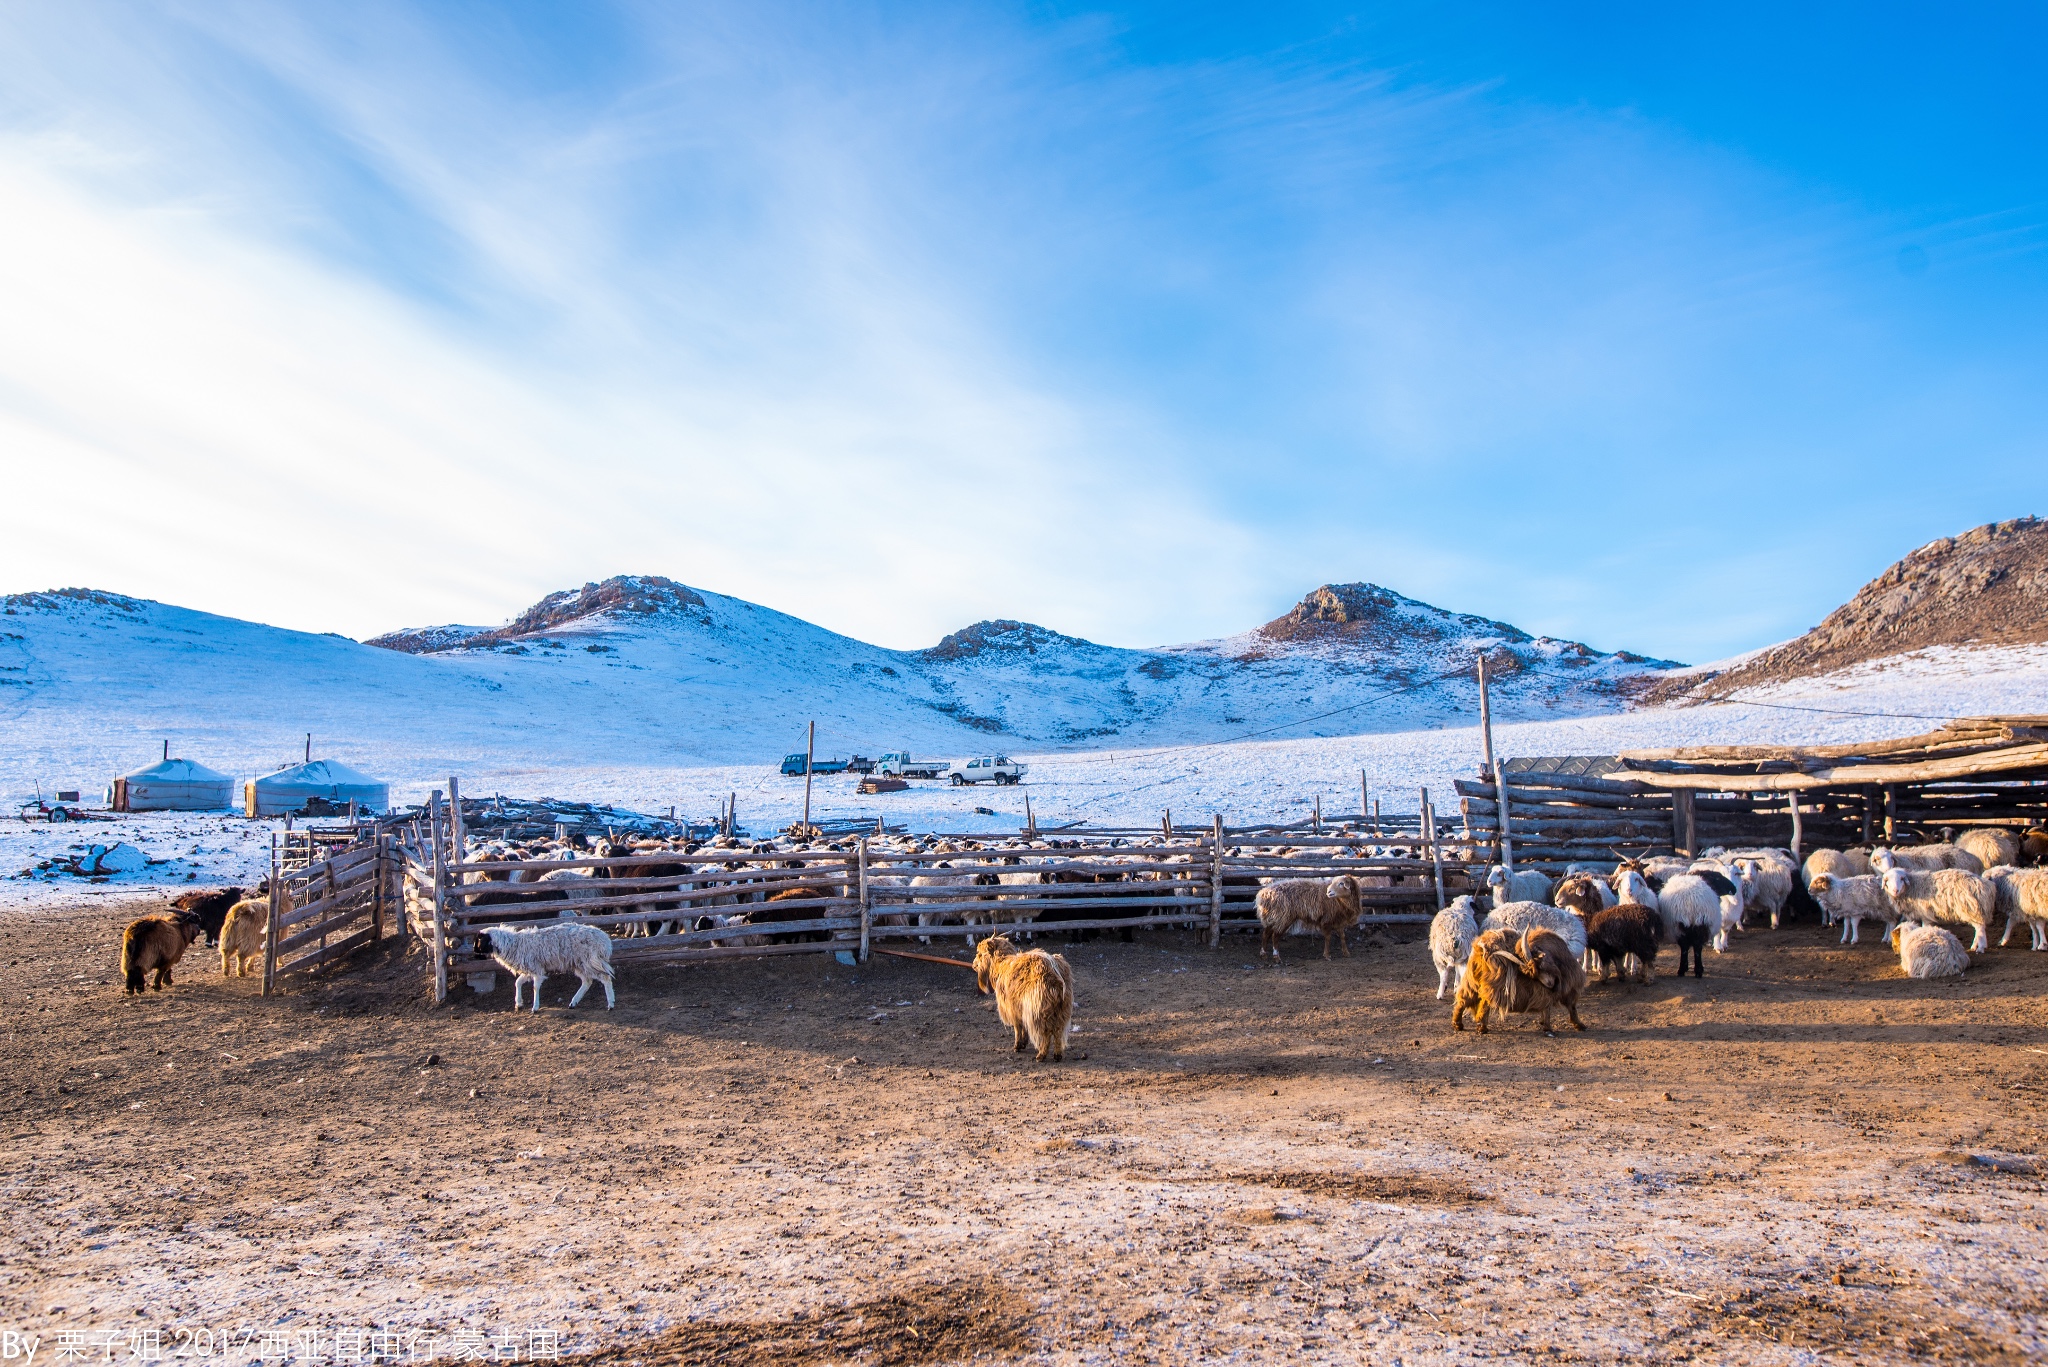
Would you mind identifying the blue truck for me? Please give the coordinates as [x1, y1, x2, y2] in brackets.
[781, 753, 864, 776]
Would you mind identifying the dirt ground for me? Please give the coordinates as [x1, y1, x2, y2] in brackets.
[3, 901, 2046, 1366]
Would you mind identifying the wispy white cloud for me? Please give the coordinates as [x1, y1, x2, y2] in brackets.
[0, 2, 2041, 659]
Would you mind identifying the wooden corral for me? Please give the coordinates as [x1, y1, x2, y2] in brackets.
[260, 833, 401, 994]
[1460, 715, 2048, 868]
[393, 781, 1479, 1003]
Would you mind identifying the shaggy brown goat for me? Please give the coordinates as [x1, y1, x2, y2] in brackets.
[219, 886, 291, 978]
[1452, 928, 1587, 1036]
[972, 934, 1074, 1062]
[121, 913, 202, 995]
[1254, 876, 1364, 959]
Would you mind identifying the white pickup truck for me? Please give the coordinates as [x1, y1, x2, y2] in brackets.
[876, 752, 949, 779]
[947, 755, 1027, 786]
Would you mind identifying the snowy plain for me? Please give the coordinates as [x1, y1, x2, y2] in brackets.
[2, 583, 2043, 910]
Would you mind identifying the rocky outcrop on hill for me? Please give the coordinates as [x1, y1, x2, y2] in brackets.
[369, 576, 709, 653]
[1650, 517, 2048, 701]
[917, 620, 1095, 662]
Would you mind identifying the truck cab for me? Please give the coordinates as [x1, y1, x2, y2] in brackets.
[877, 752, 948, 779]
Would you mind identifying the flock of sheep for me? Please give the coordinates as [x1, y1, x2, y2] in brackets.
[1421, 825, 2048, 1037]
[112, 819, 2045, 1061]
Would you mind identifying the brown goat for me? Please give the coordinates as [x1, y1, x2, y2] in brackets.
[1452, 928, 1588, 1036]
[972, 934, 1074, 1062]
[121, 913, 202, 995]
[1254, 876, 1364, 959]
[219, 886, 290, 978]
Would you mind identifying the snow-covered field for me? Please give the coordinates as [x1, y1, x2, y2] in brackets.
[7, 643, 2043, 912]
[4, 579, 2044, 911]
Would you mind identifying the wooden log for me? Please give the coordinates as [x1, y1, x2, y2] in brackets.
[1209, 817, 1224, 949]
[858, 836, 871, 964]
[262, 842, 280, 998]
[430, 790, 448, 1005]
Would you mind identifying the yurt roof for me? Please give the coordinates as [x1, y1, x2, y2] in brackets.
[252, 759, 387, 788]
[119, 757, 232, 783]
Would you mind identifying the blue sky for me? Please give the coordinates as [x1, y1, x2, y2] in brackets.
[0, 2, 2041, 661]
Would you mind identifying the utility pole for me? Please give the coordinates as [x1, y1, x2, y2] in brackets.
[1477, 654, 1495, 779]
[802, 720, 816, 835]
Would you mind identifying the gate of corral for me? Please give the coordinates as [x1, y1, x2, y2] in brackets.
[399, 781, 1469, 1004]
[260, 833, 402, 995]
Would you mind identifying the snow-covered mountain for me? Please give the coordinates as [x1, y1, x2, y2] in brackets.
[1, 575, 1669, 806]
[366, 574, 1675, 744]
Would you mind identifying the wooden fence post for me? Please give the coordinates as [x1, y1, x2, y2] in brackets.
[262, 838, 280, 997]
[429, 789, 448, 1004]
[1312, 794, 1321, 836]
[1788, 793, 1804, 859]
[1209, 815, 1224, 949]
[858, 837, 872, 963]
[448, 776, 467, 869]
[1423, 788, 1446, 910]
[372, 834, 387, 941]
[1492, 760, 1514, 873]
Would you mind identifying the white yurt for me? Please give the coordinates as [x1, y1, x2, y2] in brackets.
[111, 757, 235, 812]
[244, 760, 390, 817]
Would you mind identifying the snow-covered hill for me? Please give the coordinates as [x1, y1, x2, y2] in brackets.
[0, 573, 1666, 817]
[5, 578, 2048, 909]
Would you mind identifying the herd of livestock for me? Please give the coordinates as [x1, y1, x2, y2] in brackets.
[1434, 826, 2048, 1037]
[110, 820, 2048, 1055]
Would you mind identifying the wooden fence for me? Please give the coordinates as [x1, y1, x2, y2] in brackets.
[262, 834, 400, 994]
[398, 787, 1474, 1003]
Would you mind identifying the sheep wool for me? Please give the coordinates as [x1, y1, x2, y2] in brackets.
[1480, 900, 1586, 960]
[480, 922, 616, 1013]
[1892, 922, 1969, 979]
[1429, 895, 1481, 1000]
[1808, 872, 1896, 946]
[1880, 867, 1995, 953]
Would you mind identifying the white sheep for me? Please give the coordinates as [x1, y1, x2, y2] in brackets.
[1880, 867, 1994, 952]
[1685, 859, 1750, 951]
[1891, 922, 1969, 979]
[1871, 844, 1983, 875]
[1801, 849, 1871, 922]
[1709, 847, 1798, 929]
[1610, 868, 1660, 914]
[1984, 865, 2048, 950]
[478, 922, 616, 1013]
[1429, 894, 1481, 1000]
[1955, 828, 2019, 870]
[1808, 873, 1897, 945]
[1480, 900, 1586, 960]
[1656, 874, 1721, 977]
[1486, 865, 1554, 906]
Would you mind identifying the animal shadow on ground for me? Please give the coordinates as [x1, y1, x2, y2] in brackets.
[568, 1280, 1029, 1367]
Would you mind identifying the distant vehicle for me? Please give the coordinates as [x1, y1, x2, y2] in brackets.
[846, 755, 877, 775]
[19, 788, 83, 823]
[780, 754, 851, 777]
[947, 756, 1027, 786]
[876, 752, 948, 779]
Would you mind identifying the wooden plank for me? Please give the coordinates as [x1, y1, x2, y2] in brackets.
[274, 907, 377, 955]
[277, 925, 378, 977]
[1612, 744, 2048, 789]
